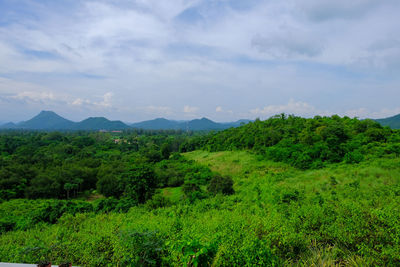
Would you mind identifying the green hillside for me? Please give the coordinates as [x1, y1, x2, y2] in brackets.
[18, 110, 75, 130]
[181, 114, 399, 169]
[73, 117, 129, 130]
[376, 114, 400, 129]
[1, 150, 399, 266]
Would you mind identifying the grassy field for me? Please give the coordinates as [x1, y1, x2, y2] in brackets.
[1, 151, 400, 266]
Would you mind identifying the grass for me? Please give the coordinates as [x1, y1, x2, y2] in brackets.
[184, 150, 290, 178]
[160, 187, 183, 203]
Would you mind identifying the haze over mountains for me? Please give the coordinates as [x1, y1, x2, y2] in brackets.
[1, 110, 399, 131]
[0, 111, 251, 131]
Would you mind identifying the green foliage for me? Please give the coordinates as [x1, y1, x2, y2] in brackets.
[0, 130, 194, 201]
[207, 175, 234, 195]
[182, 115, 399, 169]
[179, 239, 217, 267]
[154, 157, 214, 188]
[122, 164, 157, 204]
[344, 150, 364, 163]
[145, 193, 172, 210]
[161, 143, 171, 159]
[0, 199, 93, 233]
[182, 180, 206, 202]
[96, 174, 123, 198]
[116, 230, 167, 266]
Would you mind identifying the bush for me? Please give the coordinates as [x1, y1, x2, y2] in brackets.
[344, 150, 364, 164]
[116, 230, 167, 266]
[180, 239, 217, 267]
[145, 194, 172, 210]
[96, 175, 123, 198]
[207, 175, 235, 196]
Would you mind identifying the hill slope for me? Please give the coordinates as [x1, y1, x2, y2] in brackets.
[376, 113, 400, 129]
[131, 117, 251, 131]
[181, 115, 396, 169]
[74, 117, 130, 130]
[186, 117, 226, 130]
[0, 111, 130, 130]
[0, 122, 17, 129]
[1, 150, 399, 265]
[18, 110, 75, 130]
[131, 118, 182, 130]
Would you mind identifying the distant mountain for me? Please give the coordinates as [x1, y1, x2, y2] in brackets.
[74, 117, 129, 130]
[131, 117, 252, 131]
[0, 111, 129, 131]
[0, 111, 251, 131]
[375, 114, 400, 129]
[18, 110, 75, 130]
[186, 117, 225, 131]
[0, 122, 17, 129]
[131, 118, 182, 130]
[223, 119, 253, 127]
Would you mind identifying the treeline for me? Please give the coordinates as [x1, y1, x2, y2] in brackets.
[0, 130, 233, 209]
[181, 114, 400, 169]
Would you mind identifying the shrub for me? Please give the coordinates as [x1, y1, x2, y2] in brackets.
[180, 239, 217, 267]
[344, 150, 364, 164]
[207, 175, 234, 196]
[116, 230, 167, 266]
[145, 194, 172, 210]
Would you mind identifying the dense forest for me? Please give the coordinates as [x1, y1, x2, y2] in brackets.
[0, 115, 399, 266]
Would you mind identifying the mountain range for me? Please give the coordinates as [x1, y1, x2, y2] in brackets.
[1, 110, 399, 131]
[130, 118, 250, 130]
[0, 111, 251, 131]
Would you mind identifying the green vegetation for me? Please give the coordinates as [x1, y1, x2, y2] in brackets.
[0, 115, 400, 266]
[181, 114, 399, 169]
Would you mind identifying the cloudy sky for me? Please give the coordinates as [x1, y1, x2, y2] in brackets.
[1, 0, 400, 123]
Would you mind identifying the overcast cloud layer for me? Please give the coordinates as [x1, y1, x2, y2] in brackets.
[1, 0, 400, 122]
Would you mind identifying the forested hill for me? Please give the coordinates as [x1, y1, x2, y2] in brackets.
[376, 113, 400, 129]
[181, 114, 400, 169]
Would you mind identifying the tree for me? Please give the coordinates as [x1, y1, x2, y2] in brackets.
[96, 175, 123, 198]
[207, 175, 234, 195]
[160, 143, 171, 160]
[122, 164, 156, 204]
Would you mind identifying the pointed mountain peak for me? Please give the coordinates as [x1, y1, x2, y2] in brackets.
[36, 110, 62, 117]
[19, 110, 74, 130]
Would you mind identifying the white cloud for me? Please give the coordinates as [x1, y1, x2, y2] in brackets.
[11, 91, 55, 102]
[71, 92, 113, 109]
[140, 105, 174, 115]
[343, 108, 369, 118]
[183, 105, 198, 113]
[1, 1, 400, 122]
[344, 107, 400, 119]
[72, 98, 85, 106]
[251, 31, 323, 58]
[250, 99, 317, 118]
[98, 92, 113, 107]
[0, 77, 69, 106]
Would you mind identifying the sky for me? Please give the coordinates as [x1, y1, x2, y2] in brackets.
[0, 0, 400, 123]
